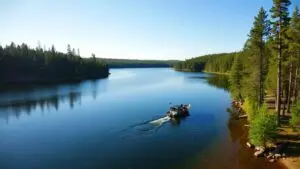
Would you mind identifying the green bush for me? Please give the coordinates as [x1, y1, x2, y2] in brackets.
[249, 104, 277, 146]
[242, 98, 258, 122]
[290, 100, 300, 128]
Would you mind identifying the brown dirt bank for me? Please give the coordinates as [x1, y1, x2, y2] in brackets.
[277, 126, 300, 169]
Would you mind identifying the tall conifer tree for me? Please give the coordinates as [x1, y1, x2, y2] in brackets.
[248, 7, 271, 106]
[230, 54, 243, 100]
[270, 0, 291, 124]
[286, 7, 300, 113]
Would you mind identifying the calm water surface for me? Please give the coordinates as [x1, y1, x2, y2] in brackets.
[0, 68, 284, 169]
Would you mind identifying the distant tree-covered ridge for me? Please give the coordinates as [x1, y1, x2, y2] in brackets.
[100, 58, 179, 68]
[0, 42, 109, 84]
[174, 52, 238, 73]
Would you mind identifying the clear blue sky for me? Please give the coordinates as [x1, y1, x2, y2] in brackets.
[1, 0, 299, 60]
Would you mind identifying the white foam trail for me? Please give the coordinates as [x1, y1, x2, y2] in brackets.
[149, 116, 171, 125]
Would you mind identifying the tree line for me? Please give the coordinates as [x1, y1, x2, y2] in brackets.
[101, 58, 178, 68]
[174, 52, 237, 73]
[0, 42, 109, 84]
[176, 0, 300, 147]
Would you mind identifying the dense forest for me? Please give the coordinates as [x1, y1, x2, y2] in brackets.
[176, 1, 300, 147]
[101, 58, 178, 68]
[0, 43, 109, 84]
[174, 52, 237, 73]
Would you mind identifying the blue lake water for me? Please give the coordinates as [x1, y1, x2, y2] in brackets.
[0, 68, 284, 169]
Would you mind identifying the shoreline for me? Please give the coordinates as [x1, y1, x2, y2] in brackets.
[202, 71, 229, 75]
[173, 68, 229, 75]
[0, 74, 109, 86]
[232, 100, 300, 169]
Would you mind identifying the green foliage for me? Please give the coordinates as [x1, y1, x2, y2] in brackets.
[248, 7, 270, 48]
[249, 104, 278, 146]
[290, 100, 300, 127]
[247, 7, 270, 105]
[287, 7, 300, 66]
[174, 52, 236, 73]
[242, 98, 258, 122]
[0, 42, 109, 84]
[102, 58, 179, 68]
[173, 0, 298, 140]
[270, 0, 291, 43]
[270, 0, 291, 122]
[230, 54, 243, 99]
[265, 61, 277, 95]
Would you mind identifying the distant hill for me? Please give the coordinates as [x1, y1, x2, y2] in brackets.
[174, 52, 238, 73]
[99, 58, 180, 68]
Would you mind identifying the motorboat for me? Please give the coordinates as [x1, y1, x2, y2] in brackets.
[166, 104, 191, 118]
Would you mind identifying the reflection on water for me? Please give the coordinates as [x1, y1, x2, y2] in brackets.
[0, 78, 109, 121]
[185, 74, 230, 91]
[0, 92, 81, 120]
[206, 74, 230, 91]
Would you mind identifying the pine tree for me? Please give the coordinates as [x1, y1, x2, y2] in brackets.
[77, 48, 80, 57]
[249, 104, 277, 147]
[51, 45, 56, 54]
[67, 44, 72, 56]
[270, 0, 291, 124]
[287, 7, 300, 109]
[72, 48, 76, 56]
[247, 7, 271, 106]
[290, 100, 300, 128]
[92, 53, 96, 62]
[230, 54, 243, 100]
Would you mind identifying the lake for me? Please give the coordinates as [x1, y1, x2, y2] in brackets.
[0, 68, 285, 169]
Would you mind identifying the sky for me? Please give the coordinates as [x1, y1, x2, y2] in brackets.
[1, 0, 299, 60]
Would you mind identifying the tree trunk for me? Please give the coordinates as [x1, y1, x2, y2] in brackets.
[287, 63, 293, 113]
[282, 81, 286, 116]
[259, 44, 263, 107]
[276, 23, 282, 125]
[293, 67, 298, 103]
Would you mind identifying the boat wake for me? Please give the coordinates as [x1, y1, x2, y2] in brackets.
[119, 115, 170, 138]
[149, 116, 170, 125]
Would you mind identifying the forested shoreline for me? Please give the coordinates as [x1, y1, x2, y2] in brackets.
[174, 52, 237, 73]
[101, 58, 178, 68]
[0, 42, 179, 84]
[0, 43, 109, 84]
[175, 1, 300, 165]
